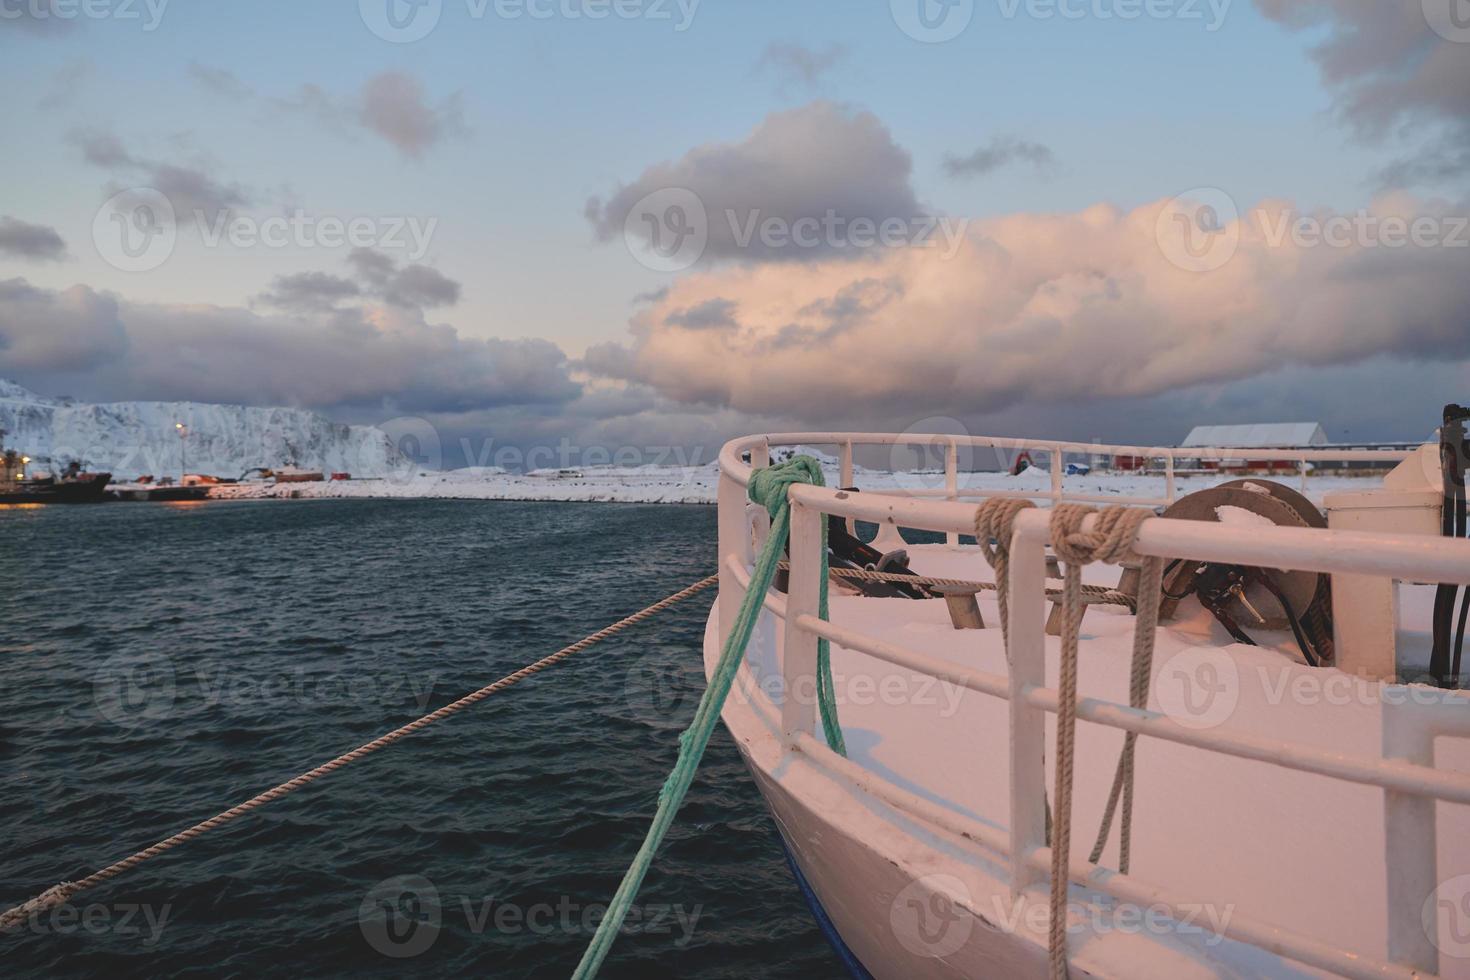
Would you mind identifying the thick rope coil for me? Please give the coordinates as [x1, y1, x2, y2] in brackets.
[1044, 504, 1156, 980]
[1, 574, 719, 935]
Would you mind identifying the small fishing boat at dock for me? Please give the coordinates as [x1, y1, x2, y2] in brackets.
[705, 410, 1470, 979]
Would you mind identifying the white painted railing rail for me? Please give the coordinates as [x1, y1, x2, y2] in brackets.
[715, 433, 1469, 980]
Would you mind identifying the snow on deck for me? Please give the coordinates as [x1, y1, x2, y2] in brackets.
[208, 466, 1389, 507]
[739, 543, 1470, 973]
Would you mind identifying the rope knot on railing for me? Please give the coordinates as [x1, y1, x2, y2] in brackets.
[973, 497, 1036, 651]
[974, 496, 1035, 567]
[746, 455, 824, 517]
[1050, 502, 1151, 569]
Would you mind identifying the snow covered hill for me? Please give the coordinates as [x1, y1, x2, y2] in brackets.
[0, 380, 408, 479]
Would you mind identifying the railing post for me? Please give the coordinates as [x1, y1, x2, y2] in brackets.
[1008, 510, 1050, 897]
[751, 439, 772, 541]
[716, 467, 748, 649]
[840, 440, 856, 536]
[1165, 453, 1177, 504]
[1299, 456, 1309, 494]
[782, 497, 822, 744]
[1382, 701, 1440, 974]
[1050, 447, 1063, 503]
[945, 440, 959, 547]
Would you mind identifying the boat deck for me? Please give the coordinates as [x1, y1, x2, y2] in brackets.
[720, 542, 1470, 976]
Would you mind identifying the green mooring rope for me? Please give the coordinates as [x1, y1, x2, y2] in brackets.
[572, 456, 845, 978]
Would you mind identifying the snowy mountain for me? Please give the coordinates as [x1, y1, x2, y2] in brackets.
[0, 380, 409, 479]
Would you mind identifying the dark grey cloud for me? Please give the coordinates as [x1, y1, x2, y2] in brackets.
[346, 248, 460, 310]
[586, 101, 925, 264]
[943, 137, 1056, 178]
[1256, 0, 1470, 186]
[186, 65, 464, 159]
[257, 272, 361, 313]
[359, 71, 464, 158]
[0, 217, 67, 261]
[0, 278, 126, 373]
[73, 131, 252, 221]
[666, 297, 739, 330]
[0, 277, 578, 415]
[757, 42, 847, 92]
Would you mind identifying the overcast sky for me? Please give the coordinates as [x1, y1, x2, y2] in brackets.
[2, 0, 1467, 464]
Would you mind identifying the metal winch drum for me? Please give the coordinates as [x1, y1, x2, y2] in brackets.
[1124, 479, 1335, 665]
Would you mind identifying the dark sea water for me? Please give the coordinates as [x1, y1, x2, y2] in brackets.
[0, 498, 844, 979]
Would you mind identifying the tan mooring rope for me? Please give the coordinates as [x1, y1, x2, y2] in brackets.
[0, 574, 718, 934]
[1046, 504, 1158, 980]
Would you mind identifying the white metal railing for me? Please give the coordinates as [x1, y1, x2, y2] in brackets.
[715, 433, 1470, 980]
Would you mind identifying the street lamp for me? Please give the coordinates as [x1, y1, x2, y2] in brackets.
[175, 423, 187, 484]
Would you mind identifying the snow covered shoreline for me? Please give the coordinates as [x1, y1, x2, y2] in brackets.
[206, 464, 1388, 507]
